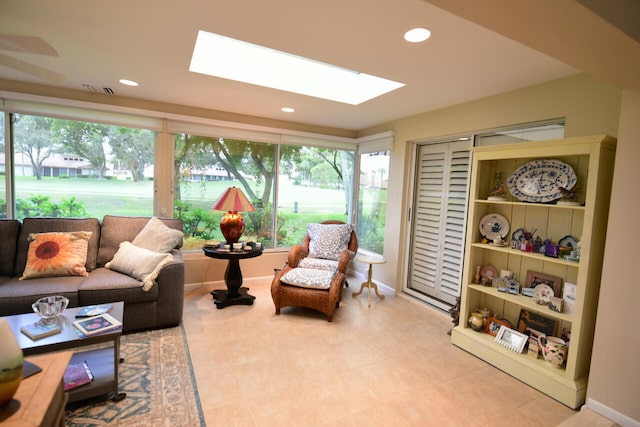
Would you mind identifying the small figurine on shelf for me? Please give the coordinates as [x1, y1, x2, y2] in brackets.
[473, 266, 481, 284]
[557, 186, 581, 206]
[487, 171, 507, 201]
[533, 236, 543, 253]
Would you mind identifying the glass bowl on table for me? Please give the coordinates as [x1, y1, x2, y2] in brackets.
[32, 295, 69, 322]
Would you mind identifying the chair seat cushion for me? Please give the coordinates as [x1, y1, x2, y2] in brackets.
[298, 257, 338, 271]
[281, 268, 335, 290]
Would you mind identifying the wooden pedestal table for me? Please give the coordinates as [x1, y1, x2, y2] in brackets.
[203, 246, 263, 308]
[1, 351, 72, 427]
[352, 255, 386, 307]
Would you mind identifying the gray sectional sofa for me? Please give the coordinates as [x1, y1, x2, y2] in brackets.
[0, 215, 185, 332]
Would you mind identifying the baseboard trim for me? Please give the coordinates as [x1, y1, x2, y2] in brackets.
[185, 275, 274, 293]
[586, 398, 640, 427]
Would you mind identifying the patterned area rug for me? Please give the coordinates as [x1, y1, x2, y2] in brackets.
[65, 324, 204, 426]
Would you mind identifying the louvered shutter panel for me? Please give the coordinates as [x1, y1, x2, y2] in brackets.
[408, 141, 470, 305]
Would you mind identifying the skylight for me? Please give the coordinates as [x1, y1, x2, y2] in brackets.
[189, 30, 405, 105]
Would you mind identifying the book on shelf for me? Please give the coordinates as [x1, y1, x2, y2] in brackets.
[75, 303, 113, 318]
[63, 360, 94, 391]
[20, 320, 62, 340]
[73, 313, 122, 336]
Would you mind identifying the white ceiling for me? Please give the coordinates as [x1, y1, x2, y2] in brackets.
[0, 0, 636, 132]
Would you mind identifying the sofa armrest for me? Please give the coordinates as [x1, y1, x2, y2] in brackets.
[153, 249, 185, 327]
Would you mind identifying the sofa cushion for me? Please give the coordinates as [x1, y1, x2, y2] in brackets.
[0, 219, 20, 276]
[0, 276, 83, 316]
[78, 267, 159, 305]
[15, 218, 101, 276]
[307, 223, 352, 261]
[281, 267, 335, 290]
[132, 217, 184, 253]
[105, 242, 173, 291]
[97, 215, 183, 267]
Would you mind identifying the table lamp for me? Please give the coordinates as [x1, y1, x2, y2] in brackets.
[211, 186, 255, 244]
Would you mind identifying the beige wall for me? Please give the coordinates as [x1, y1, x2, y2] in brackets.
[587, 88, 640, 422]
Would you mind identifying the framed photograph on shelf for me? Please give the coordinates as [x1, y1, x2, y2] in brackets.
[516, 309, 558, 336]
[484, 317, 511, 337]
[494, 325, 528, 353]
[525, 270, 563, 297]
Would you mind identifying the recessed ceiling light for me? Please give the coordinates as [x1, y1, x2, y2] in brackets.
[404, 28, 431, 43]
[189, 30, 404, 105]
[281, 107, 295, 113]
[119, 79, 139, 86]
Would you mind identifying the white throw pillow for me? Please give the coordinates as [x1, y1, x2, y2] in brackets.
[307, 223, 352, 261]
[132, 217, 183, 253]
[105, 241, 173, 291]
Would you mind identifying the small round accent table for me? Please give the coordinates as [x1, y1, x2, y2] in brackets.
[203, 246, 263, 309]
[352, 255, 386, 307]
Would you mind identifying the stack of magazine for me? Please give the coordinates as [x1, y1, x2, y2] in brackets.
[63, 360, 94, 391]
[73, 312, 122, 336]
[20, 320, 62, 340]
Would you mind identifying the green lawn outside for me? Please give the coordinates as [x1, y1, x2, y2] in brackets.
[10, 177, 353, 249]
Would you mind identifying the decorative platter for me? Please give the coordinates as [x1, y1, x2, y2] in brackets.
[479, 213, 509, 241]
[506, 159, 577, 203]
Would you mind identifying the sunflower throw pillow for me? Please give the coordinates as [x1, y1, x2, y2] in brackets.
[20, 231, 93, 280]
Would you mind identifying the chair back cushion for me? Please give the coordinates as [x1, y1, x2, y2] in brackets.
[307, 223, 352, 261]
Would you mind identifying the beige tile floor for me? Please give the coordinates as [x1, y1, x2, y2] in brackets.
[182, 277, 579, 426]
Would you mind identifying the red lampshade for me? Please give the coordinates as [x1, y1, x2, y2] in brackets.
[211, 187, 255, 244]
[211, 186, 255, 212]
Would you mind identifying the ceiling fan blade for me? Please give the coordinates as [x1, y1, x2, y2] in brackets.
[0, 34, 58, 56]
[0, 53, 66, 83]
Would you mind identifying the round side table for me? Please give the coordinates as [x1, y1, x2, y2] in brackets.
[352, 255, 386, 307]
[203, 246, 263, 309]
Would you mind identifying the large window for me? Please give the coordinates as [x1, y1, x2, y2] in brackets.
[276, 145, 353, 247]
[357, 150, 388, 253]
[1, 104, 386, 253]
[8, 113, 155, 219]
[175, 133, 354, 250]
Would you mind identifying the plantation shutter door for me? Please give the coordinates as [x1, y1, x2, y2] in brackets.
[408, 140, 470, 306]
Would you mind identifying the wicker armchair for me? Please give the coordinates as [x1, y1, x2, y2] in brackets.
[271, 221, 358, 321]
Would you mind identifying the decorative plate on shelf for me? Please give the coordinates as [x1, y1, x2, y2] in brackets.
[479, 213, 509, 241]
[506, 159, 577, 203]
[559, 235, 579, 249]
[480, 264, 499, 279]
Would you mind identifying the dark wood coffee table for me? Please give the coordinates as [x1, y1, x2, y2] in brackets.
[5, 301, 126, 405]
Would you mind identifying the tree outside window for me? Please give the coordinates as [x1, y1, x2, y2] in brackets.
[175, 134, 354, 250]
[8, 113, 154, 219]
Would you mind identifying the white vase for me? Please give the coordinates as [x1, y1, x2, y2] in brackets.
[0, 318, 23, 407]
